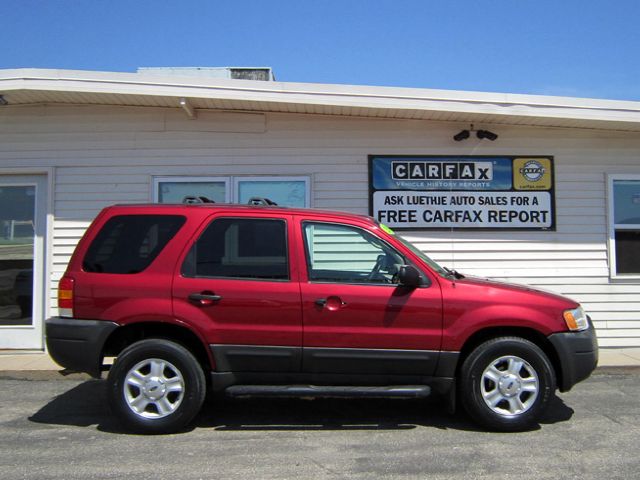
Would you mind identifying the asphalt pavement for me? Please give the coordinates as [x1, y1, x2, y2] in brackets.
[0, 368, 638, 479]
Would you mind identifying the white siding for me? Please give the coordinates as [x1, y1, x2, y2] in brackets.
[1, 104, 640, 348]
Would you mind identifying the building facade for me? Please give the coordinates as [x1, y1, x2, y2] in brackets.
[1, 68, 639, 350]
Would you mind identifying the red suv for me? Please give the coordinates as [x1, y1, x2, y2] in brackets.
[46, 202, 598, 433]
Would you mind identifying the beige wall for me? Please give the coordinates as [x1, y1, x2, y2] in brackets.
[1, 104, 640, 347]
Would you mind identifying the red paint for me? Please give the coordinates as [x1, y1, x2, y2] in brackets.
[63, 203, 580, 369]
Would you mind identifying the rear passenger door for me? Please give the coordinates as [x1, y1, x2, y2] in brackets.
[172, 213, 302, 373]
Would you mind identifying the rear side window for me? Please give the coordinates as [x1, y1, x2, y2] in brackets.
[182, 218, 288, 280]
[83, 215, 185, 274]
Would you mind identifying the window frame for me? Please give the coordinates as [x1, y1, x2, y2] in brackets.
[82, 214, 186, 274]
[607, 174, 640, 279]
[153, 176, 231, 203]
[153, 175, 311, 207]
[233, 176, 310, 207]
[181, 216, 291, 282]
[301, 220, 411, 287]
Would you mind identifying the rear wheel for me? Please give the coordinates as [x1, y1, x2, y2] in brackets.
[459, 337, 556, 431]
[107, 339, 206, 434]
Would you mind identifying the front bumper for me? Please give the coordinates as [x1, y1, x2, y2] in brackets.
[548, 317, 599, 392]
[45, 317, 118, 378]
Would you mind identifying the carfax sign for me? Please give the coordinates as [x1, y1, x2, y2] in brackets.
[369, 156, 555, 230]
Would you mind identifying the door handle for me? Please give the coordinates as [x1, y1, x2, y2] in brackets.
[188, 292, 222, 306]
[314, 297, 347, 310]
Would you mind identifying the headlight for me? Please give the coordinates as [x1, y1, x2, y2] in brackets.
[563, 306, 589, 331]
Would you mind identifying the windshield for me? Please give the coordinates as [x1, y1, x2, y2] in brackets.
[376, 222, 449, 276]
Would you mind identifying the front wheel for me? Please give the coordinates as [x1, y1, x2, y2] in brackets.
[459, 337, 556, 431]
[107, 339, 206, 434]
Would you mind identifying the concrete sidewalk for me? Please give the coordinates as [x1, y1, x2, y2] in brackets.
[1, 348, 639, 371]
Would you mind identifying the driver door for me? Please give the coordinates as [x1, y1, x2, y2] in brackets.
[297, 219, 443, 376]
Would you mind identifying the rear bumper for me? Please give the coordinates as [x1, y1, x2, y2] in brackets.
[45, 317, 118, 378]
[548, 317, 599, 392]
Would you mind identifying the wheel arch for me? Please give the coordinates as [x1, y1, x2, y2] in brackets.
[102, 322, 213, 374]
[455, 326, 562, 388]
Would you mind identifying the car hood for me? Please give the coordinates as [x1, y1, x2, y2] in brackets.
[451, 275, 578, 306]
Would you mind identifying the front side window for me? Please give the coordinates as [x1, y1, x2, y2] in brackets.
[182, 218, 289, 280]
[609, 176, 640, 276]
[303, 222, 405, 284]
[83, 215, 185, 274]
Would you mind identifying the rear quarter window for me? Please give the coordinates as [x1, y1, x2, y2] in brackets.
[82, 214, 185, 274]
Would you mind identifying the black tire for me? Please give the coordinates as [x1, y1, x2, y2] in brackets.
[107, 339, 206, 434]
[459, 337, 556, 432]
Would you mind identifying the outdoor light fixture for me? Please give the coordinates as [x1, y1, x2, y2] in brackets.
[0, 95, 8, 106]
[453, 129, 470, 141]
[453, 124, 498, 141]
[476, 129, 498, 141]
[179, 97, 196, 119]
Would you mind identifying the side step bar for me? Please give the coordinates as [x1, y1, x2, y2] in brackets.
[225, 385, 431, 399]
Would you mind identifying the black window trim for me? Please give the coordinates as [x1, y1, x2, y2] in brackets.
[181, 216, 291, 283]
[82, 213, 186, 275]
[300, 219, 430, 288]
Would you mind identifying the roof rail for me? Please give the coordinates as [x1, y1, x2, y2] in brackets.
[247, 197, 278, 206]
[182, 195, 215, 204]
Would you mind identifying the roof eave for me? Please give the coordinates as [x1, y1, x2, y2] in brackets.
[2, 68, 640, 131]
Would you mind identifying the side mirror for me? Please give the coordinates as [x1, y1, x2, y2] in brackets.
[397, 265, 422, 288]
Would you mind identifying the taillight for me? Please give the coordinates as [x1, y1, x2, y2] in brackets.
[58, 276, 74, 318]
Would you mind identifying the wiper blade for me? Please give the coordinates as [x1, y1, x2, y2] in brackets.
[444, 267, 465, 279]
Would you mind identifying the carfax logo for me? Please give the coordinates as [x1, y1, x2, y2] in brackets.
[391, 161, 493, 181]
[520, 160, 545, 182]
[513, 157, 552, 190]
